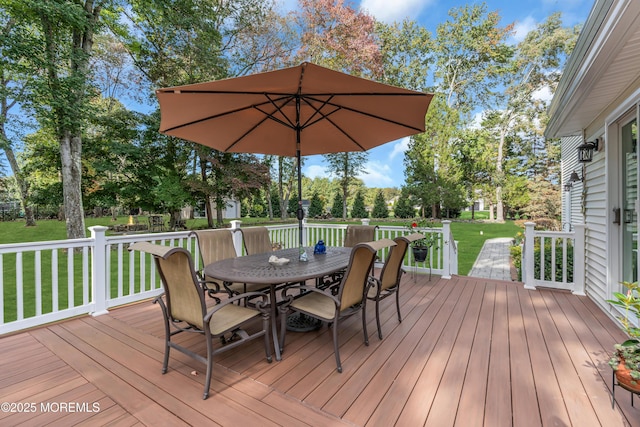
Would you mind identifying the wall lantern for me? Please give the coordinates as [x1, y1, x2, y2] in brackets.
[577, 138, 599, 162]
[568, 170, 583, 183]
[563, 182, 573, 191]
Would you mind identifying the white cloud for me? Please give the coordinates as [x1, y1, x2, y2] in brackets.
[360, 0, 433, 24]
[389, 137, 410, 160]
[511, 16, 537, 44]
[358, 160, 394, 187]
[304, 164, 327, 180]
[532, 85, 553, 103]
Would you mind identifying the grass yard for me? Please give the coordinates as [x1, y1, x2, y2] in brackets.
[0, 213, 522, 275]
[0, 214, 522, 322]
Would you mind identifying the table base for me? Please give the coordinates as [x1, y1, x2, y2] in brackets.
[286, 312, 321, 332]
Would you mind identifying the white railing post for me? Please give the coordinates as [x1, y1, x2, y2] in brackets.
[89, 226, 109, 316]
[442, 220, 452, 279]
[573, 223, 586, 295]
[230, 220, 243, 256]
[523, 222, 536, 290]
[361, 218, 370, 226]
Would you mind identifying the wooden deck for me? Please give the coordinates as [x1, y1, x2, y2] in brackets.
[1, 274, 639, 426]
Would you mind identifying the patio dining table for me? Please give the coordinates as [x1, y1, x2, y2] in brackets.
[204, 246, 352, 361]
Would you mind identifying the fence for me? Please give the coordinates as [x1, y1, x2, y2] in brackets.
[521, 221, 585, 295]
[0, 220, 457, 335]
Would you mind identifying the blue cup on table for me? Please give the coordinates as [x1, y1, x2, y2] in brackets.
[314, 240, 326, 254]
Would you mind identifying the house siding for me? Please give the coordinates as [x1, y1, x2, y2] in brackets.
[562, 135, 609, 306]
[584, 156, 608, 306]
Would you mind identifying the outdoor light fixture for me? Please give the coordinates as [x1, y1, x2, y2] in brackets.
[568, 170, 583, 183]
[577, 138, 599, 162]
[563, 182, 573, 191]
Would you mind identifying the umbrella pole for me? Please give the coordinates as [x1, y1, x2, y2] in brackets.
[295, 97, 307, 260]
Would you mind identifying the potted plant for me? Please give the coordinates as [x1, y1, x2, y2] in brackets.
[607, 281, 640, 392]
[407, 219, 436, 264]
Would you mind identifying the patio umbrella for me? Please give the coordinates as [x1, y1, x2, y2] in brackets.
[156, 62, 433, 247]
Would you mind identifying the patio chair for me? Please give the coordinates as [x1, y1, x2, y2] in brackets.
[366, 232, 424, 340]
[190, 229, 270, 300]
[280, 239, 396, 373]
[343, 225, 378, 247]
[240, 226, 273, 255]
[129, 241, 272, 400]
[318, 224, 379, 291]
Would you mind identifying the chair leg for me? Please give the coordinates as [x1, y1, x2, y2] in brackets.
[154, 297, 171, 373]
[395, 287, 402, 323]
[333, 322, 342, 373]
[376, 299, 383, 340]
[203, 332, 214, 400]
[362, 300, 369, 346]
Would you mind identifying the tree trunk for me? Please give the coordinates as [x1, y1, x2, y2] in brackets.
[60, 132, 86, 239]
[205, 196, 214, 227]
[496, 129, 505, 221]
[199, 156, 215, 228]
[266, 185, 273, 220]
[489, 203, 495, 221]
[2, 141, 36, 226]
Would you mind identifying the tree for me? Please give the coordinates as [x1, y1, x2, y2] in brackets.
[295, 0, 381, 220]
[325, 152, 367, 220]
[330, 191, 343, 219]
[287, 193, 299, 218]
[394, 187, 415, 218]
[307, 191, 324, 218]
[371, 190, 389, 218]
[350, 190, 367, 218]
[403, 4, 514, 220]
[6, 0, 105, 238]
[269, 188, 281, 218]
[484, 13, 578, 221]
[111, 0, 277, 227]
[0, 7, 37, 226]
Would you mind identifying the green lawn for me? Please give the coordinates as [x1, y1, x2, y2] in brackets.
[0, 214, 522, 322]
[0, 213, 521, 275]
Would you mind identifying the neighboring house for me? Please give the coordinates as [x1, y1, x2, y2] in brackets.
[545, 0, 640, 315]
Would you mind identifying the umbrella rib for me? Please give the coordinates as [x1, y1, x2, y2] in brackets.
[161, 94, 292, 133]
[303, 94, 426, 133]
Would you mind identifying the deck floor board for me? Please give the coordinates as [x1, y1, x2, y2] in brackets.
[0, 274, 637, 426]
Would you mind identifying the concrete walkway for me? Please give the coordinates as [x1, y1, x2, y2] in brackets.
[468, 237, 515, 281]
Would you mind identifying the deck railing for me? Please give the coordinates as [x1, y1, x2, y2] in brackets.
[0, 220, 457, 335]
[521, 221, 585, 295]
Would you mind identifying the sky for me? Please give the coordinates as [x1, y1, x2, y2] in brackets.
[276, 0, 593, 189]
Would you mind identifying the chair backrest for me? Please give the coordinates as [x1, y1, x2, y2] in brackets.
[241, 227, 272, 255]
[380, 232, 425, 290]
[129, 242, 205, 329]
[344, 225, 377, 247]
[191, 229, 237, 266]
[338, 239, 396, 310]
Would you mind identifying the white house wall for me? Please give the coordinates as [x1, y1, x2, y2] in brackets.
[561, 134, 609, 305]
[584, 154, 609, 307]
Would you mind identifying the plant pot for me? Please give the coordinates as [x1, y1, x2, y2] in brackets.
[615, 359, 640, 393]
[412, 247, 428, 263]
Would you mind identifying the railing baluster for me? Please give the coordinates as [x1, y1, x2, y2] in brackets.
[52, 250, 58, 312]
[16, 252, 23, 320]
[35, 251, 42, 316]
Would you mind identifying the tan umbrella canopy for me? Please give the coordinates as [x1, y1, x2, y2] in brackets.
[156, 62, 433, 243]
